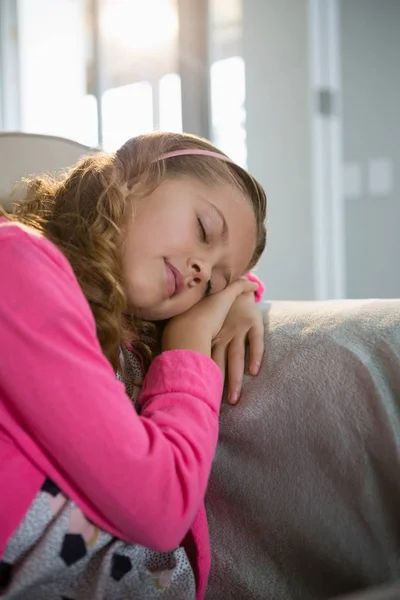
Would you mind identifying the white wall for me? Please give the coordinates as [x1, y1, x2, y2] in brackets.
[341, 0, 400, 298]
[243, 0, 315, 299]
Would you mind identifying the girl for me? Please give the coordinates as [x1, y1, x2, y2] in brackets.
[0, 132, 266, 599]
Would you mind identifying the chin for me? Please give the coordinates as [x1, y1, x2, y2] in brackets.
[135, 302, 187, 322]
[133, 304, 169, 321]
[133, 295, 199, 322]
[137, 309, 175, 321]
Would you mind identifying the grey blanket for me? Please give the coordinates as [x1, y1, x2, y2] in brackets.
[205, 299, 400, 600]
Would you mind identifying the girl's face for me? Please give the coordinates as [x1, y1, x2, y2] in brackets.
[122, 176, 257, 320]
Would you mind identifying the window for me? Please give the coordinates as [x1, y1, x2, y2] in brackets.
[159, 74, 182, 133]
[1, 0, 246, 161]
[209, 0, 247, 166]
[102, 83, 153, 152]
[1, 0, 181, 148]
[210, 57, 247, 167]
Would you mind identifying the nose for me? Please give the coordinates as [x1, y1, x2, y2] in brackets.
[188, 258, 211, 286]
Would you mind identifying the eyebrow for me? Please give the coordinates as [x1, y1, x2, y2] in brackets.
[203, 198, 232, 287]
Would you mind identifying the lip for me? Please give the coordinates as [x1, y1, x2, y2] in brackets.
[165, 261, 185, 298]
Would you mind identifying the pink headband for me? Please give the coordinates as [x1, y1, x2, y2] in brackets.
[157, 149, 234, 163]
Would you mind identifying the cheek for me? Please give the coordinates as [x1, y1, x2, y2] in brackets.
[163, 210, 195, 243]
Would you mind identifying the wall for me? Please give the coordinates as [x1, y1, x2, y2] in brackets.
[341, 0, 400, 298]
[243, 0, 315, 299]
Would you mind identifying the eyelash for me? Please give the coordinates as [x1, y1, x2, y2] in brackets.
[197, 217, 208, 243]
[197, 218, 213, 296]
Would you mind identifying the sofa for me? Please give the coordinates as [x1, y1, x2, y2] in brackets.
[206, 299, 400, 599]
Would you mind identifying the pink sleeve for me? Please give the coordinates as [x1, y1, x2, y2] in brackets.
[245, 272, 264, 302]
[0, 225, 223, 551]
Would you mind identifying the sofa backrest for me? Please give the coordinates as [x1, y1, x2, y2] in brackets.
[0, 132, 97, 207]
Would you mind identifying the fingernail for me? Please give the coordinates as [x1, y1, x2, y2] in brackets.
[251, 363, 260, 375]
[229, 391, 239, 404]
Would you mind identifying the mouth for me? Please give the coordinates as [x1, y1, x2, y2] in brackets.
[165, 261, 184, 298]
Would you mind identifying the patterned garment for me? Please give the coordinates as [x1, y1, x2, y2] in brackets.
[0, 349, 196, 600]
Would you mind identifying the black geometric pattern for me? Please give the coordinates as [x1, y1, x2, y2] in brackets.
[110, 553, 132, 581]
[0, 560, 13, 589]
[60, 534, 87, 566]
[41, 477, 61, 496]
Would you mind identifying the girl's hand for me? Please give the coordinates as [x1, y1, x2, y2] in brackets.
[162, 278, 258, 357]
[212, 291, 264, 404]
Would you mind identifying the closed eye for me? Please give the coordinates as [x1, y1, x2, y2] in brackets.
[197, 218, 213, 296]
[197, 218, 208, 243]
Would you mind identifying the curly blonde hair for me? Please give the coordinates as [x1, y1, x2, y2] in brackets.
[4, 132, 267, 372]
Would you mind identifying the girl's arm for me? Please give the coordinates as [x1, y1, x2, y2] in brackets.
[0, 224, 222, 552]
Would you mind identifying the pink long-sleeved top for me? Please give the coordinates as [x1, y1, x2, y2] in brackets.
[0, 220, 264, 599]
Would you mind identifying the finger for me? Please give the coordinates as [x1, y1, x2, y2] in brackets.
[212, 343, 227, 380]
[211, 278, 257, 305]
[227, 337, 246, 404]
[248, 325, 264, 375]
[206, 279, 258, 326]
[228, 277, 258, 298]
